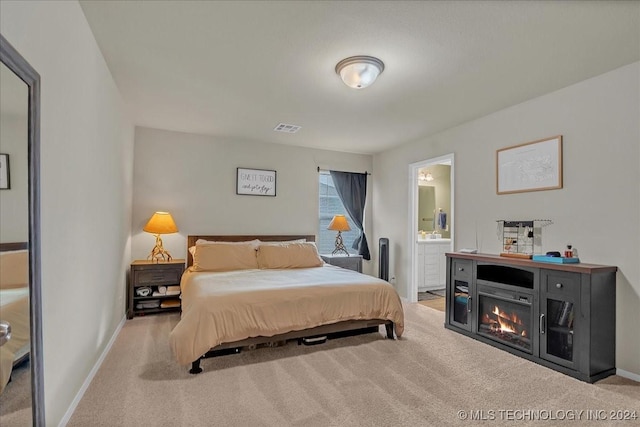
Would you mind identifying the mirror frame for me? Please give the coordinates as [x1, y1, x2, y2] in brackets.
[0, 34, 44, 425]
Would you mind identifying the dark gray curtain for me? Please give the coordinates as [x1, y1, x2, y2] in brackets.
[329, 171, 370, 260]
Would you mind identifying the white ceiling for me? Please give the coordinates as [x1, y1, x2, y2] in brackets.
[79, 1, 639, 155]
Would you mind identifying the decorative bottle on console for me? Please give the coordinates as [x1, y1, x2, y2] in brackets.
[565, 244, 573, 258]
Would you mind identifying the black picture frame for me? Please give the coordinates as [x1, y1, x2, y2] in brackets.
[236, 167, 277, 196]
[0, 153, 10, 189]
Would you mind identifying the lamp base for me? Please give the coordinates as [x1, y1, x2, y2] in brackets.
[147, 234, 173, 263]
[331, 231, 350, 256]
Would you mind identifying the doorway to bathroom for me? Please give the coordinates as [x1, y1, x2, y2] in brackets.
[408, 154, 454, 305]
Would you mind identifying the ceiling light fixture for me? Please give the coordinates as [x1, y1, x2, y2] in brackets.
[335, 55, 385, 89]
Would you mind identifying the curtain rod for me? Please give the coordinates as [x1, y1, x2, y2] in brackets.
[317, 167, 371, 175]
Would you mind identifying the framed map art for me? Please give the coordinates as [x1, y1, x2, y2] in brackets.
[496, 135, 563, 195]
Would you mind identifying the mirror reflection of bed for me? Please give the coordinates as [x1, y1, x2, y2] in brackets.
[0, 53, 31, 417]
[0, 243, 30, 405]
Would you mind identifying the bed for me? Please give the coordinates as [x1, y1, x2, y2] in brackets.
[0, 242, 30, 394]
[169, 235, 405, 373]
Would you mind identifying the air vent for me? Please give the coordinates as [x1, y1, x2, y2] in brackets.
[274, 123, 301, 133]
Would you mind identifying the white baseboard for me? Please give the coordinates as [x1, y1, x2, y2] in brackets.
[58, 315, 126, 427]
[616, 368, 640, 383]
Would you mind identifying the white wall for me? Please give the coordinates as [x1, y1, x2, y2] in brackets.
[372, 62, 640, 376]
[132, 127, 374, 273]
[0, 113, 28, 242]
[0, 1, 134, 424]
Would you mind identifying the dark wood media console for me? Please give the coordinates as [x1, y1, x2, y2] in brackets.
[445, 252, 617, 383]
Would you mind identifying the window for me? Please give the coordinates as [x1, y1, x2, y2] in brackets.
[318, 171, 358, 255]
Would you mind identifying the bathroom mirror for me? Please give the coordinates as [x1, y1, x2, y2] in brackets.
[0, 34, 44, 425]
[418, 186, 436, 232]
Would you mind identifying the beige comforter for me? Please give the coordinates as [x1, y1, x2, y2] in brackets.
[169, 265, 404, 365]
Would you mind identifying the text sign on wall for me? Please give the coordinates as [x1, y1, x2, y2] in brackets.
[236, 168, 277, 196]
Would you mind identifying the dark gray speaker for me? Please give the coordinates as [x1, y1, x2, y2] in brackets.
[379, 238, 389, 281]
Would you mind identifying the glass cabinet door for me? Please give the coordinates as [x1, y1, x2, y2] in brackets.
[450, 280, 472, 331]
[540, 296, 577, 369]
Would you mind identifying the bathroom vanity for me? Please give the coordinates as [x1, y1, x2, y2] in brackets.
[416, 238, 451, 290]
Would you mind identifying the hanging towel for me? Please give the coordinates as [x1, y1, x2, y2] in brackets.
[437, 212, 447, 230]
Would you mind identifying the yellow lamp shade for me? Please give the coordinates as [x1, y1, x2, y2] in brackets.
[143, 212, 178, 235]
[327, 215, 351, 232]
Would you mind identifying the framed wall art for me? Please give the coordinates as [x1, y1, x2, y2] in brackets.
[497, 135, 562, 195]
[0, 153, 10, 190]
[236, 167, 276, 196]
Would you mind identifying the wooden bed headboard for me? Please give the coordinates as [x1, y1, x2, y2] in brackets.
[186, 235, 316, 267]
[0, 242, 28, 252]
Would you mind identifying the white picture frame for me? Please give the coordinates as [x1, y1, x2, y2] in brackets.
[497, 135, 563, 195]
[236, 167, 277, 196]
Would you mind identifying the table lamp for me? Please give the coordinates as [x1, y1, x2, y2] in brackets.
[327, 214, 351, 256]
[143, 211, 178, 262]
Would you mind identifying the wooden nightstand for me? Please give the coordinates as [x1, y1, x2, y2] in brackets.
[128, 259, 185, 319]
[321, 254, 363, 273]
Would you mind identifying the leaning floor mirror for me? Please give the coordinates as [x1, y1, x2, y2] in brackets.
[0, 34, 44, 425]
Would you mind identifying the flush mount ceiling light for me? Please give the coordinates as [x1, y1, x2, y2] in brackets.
[335, 55, 385, 89]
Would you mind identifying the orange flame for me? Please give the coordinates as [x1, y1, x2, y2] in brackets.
[491, 306, 524, 335]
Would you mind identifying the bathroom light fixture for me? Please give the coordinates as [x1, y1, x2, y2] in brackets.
[335, 55, 384, 89]
[419, 172, 434, 182]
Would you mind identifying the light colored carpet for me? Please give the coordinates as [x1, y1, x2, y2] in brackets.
[67, 304, 639, 426]
[418, 298, 445, 312]
[0, 359, 31, 426]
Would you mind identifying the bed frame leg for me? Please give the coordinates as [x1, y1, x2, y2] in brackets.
[385, 322, 394, 339]
[189, 359, 203, 374]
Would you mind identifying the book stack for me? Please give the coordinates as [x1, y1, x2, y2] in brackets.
[556, 301, 574, 328]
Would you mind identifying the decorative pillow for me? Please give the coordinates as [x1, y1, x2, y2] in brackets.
[191, 243, 259, 272]
[257, 242, 323, 269]
[0, 250, 29, 289]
